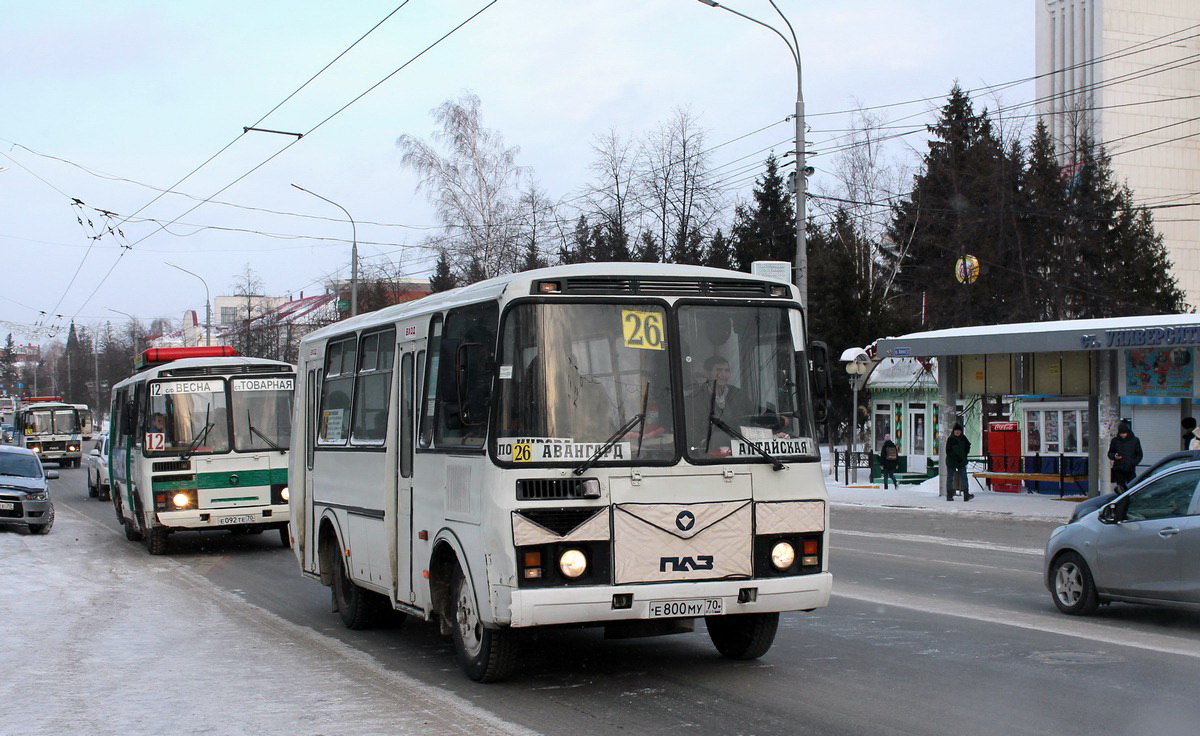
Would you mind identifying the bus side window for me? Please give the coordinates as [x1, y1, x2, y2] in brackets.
[351, 328, 396, 445]
[400, 352, 414, 477]
[318, 336, 357, 445]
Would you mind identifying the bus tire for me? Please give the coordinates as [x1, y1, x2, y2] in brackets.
[123, 517, 143, 542]
[332, 552, 384, 630]
[278, 524, 290, 548]
[450, 565, 515, 682]
[705, 612, 779, 660]
[146, 527, 169, 555]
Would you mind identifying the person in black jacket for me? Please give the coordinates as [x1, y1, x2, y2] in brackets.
[880, 434, 899, 489]
[1107, 421, 1143, 493]
[945, 422, 972, 501]
[1183, 417, 1197, 452]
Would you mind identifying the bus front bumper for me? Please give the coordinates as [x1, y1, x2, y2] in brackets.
[155, 504, 289, 531]
[507, 572, 832, 628]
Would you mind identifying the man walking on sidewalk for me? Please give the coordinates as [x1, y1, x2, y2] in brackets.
[946, 422, 972, 501]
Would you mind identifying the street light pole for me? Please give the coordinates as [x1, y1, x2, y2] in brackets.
[106, 308, 142, 353]
[165, 262, 211, 346]
[695, 0, 806, 308]
[292, 184, 358, 318]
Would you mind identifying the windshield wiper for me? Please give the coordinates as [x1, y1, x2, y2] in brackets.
[708, 414, 787, 471]
[574, 409, 646, 477]
[246, 411, 285, 453]
[180, 406, 213, 462]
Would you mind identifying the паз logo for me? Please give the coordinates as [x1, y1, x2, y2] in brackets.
[659, 555, 714, 572]
[675, 510, 695, 531]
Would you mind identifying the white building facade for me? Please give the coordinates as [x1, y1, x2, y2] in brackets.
[1036, 0, 1200, 305]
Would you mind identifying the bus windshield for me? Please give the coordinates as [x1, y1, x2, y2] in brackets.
[679, 304, 817, 462]
[230, 376, 294, 452]
[26, 409, 78, 435]
[495, 302, 677, 465]
[147, 378, 230, 456]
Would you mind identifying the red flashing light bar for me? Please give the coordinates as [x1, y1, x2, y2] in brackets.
[135, 346, 237, 369]
[23, 396, 64, 403]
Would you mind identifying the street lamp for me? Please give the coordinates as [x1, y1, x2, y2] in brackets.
[695, 0, 807, 308]
[107, 307, 143, 353]
[292, 183, 358, 318]
[165, 262, 211, 346]
[841, 348, 872, 483]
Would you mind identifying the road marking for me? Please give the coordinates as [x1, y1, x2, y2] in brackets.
[834, 581, 1200, 659]
[834, 528, 1042, 556]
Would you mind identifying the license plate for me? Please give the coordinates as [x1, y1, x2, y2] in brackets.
[218, 514, 257, 525]
[0, 502, 12, 510]
[648, 598, 723, 618]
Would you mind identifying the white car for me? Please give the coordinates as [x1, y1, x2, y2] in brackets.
[85, 436, 111, 501]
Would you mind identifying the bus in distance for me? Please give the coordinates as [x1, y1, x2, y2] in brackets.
[290, 263, 834, 682]
[109, 346, 296, 555]
[15, 397, 82, 466]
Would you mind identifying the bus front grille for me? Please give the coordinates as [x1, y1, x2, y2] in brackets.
[153, 460, 191, 472]
[513, 507, 602, 536]
[516, 478, 594, 501]
[546, 276, 779, 298]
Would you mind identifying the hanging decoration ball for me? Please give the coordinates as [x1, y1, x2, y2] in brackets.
[955, 255, 981, 284]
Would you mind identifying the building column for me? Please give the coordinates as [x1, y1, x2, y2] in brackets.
[1093, 349, 1121, 497]
[938, 355, 960, 500]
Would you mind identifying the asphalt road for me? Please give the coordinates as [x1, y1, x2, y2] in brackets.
[52, 461, 1200, 736]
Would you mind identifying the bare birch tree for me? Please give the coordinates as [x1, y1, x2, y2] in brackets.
[396, 93, 528, 283]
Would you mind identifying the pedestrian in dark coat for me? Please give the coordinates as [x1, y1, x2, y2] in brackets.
[1108, 421, 1143, 492]
[1183, 417, 1197, 452]
[945, 422, 972, 501]
[880, 434, 899, 489]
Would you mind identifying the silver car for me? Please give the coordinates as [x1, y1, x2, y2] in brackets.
[0, 445, 58, 535]
[86, 436, 111, 501]
[1045, 461, 1200, 614]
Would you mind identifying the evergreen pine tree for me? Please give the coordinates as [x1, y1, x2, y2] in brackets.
[429, 250, 458, 293]
[703, 229, 735, 270]
[731, 155, 795, 271]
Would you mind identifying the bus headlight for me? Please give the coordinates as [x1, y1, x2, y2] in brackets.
[558, 549, 588, 578]
[770, 541, 796, 571]
[280, 486, 290, 502]
[172, 492, 191, 509]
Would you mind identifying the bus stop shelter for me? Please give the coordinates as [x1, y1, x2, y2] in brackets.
[873, 314, 1200, 499]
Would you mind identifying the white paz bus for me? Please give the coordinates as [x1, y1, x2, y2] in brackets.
[109, 346, 295, 555]
[15, 397, 83, 466]
[290, 263, 834, 681]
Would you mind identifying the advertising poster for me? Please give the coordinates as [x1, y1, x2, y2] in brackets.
[1124, 347, 1194, 397]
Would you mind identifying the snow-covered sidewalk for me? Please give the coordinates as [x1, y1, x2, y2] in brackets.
[826, 470, 1085, 523]
[0, 504, 534, 736]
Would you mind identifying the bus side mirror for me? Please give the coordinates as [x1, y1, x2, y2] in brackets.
[808, 341, 832, 424]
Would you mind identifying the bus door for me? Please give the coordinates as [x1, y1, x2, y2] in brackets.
[393, 340, 420, 607]
[301, 363, 321, 570]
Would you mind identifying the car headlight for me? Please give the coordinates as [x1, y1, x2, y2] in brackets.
[770, 541, 796, 571]
[558, 549, 588, 578]
[26, 491, 48, 501]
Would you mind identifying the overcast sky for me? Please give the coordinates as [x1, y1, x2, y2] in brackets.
[0, 1, 1035, 343]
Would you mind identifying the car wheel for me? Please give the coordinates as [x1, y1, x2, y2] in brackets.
[450, 565, 515, 682]
[1051, 552, 1100, 615]
[331, 550, 385, 630]
[98, 484, 110, 502]
[87, 473, 98, 498]
[28, 506, 55, 535]
[705, 612, 780, 660]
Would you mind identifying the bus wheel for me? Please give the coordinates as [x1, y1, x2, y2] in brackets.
[146, 527, 169, 555]
[123, 517, 143, 542]
[450, 565, 515, 682]
[278, 524, 290, 548]
[705, 612, 779, 660]
[332, 552, 383, 630]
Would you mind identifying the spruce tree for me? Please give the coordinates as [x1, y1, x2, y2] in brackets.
[731, 155, 796, 271]
[429, 250, 458, 293]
